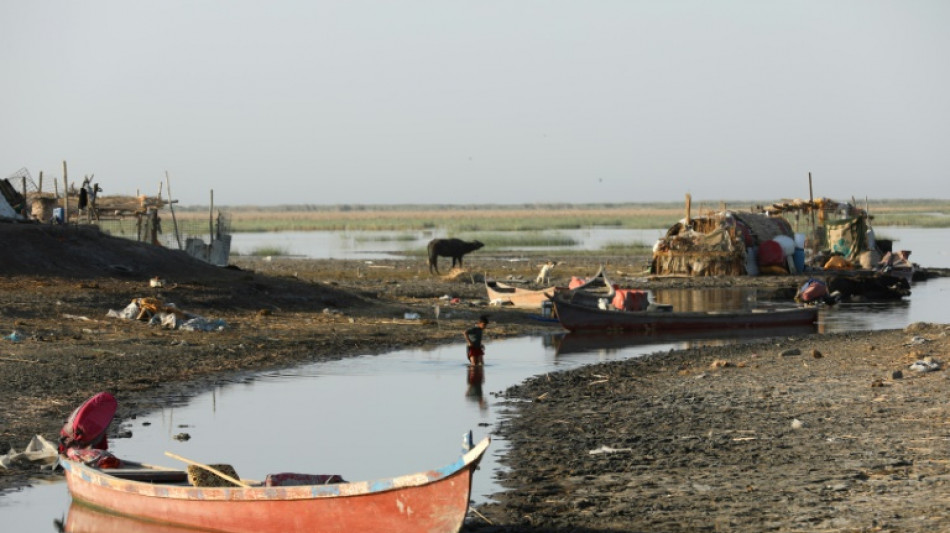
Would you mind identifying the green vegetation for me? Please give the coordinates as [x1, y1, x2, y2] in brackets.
[173, 199, 950, 233]
[460, 232, 579, 248]
[602, 241, 654, 254]
[236, 246, 291, 257]
[352, 233, 417, 243]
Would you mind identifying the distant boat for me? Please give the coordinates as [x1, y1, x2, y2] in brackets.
[485, 266, 613, 310]
[61, 433, 490, 533]
[485, 280, 555, 309]
[551, 291, 818, 333]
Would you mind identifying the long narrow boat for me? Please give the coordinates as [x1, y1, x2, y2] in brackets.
[61, 434, 490, 533]
[551, 292, 818, 333]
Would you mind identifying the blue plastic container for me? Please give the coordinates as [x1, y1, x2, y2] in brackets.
[793, 248, 805, 273]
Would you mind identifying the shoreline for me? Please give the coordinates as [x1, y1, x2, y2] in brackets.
[468, 323, 950, 532]
[2, 236, 948, 530]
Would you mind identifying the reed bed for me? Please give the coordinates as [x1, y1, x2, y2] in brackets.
[233, 246, 291, 257]
[172, 200, 950, 232]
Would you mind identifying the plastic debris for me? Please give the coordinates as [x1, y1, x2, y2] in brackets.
[909, 358, 942, 372]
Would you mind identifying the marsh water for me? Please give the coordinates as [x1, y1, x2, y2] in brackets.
[2, 227, 948, 532]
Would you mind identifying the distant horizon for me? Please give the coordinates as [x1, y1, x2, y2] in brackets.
[169, 197, 949, 210]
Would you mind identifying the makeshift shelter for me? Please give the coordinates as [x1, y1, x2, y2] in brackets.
[652, 211, 794, 277]
[0, 179, 25, 220]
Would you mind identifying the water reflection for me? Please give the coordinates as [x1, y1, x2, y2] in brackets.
[63, 501, 201, 533]
[553, 324, 820, 357]
[465, 366, 487, 411]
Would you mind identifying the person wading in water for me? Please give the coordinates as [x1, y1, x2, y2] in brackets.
[464, 315, 489, 366]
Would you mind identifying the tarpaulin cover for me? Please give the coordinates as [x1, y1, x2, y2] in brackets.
[826, 216, 869, 260]
[569, 277, 587, 289]
[59, 392, 117, 453]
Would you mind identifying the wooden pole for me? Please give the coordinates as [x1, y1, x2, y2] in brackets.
[209, 189, 215, 257]
[163, 451, 251, 488]
[685, 193, 692, 227]
[808, 172, 816, 227]
[38, 171, 43, 194]
[62, 161, 69, 223]
[20, 177, 27, 217]
[165, 171, 182, 250]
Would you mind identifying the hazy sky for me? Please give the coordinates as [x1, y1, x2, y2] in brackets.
[2, 1, 948, 206]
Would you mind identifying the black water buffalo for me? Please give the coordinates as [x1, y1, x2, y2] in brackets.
[427, 238, 484, 274]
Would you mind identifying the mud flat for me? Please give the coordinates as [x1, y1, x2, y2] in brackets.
[469, 323, 950, 532]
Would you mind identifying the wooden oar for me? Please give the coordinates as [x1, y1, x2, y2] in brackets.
[164, 451, 251, 488]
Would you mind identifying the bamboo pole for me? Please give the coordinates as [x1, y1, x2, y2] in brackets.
[38, 171, 43, 194]
[165, 171, 182, 250]
[209, 189, 214, 241]
[62, 161, 69, 223]
[808, 172, 816, 227]
[685, 193, 692, 227]
[20, 177, 27, 217]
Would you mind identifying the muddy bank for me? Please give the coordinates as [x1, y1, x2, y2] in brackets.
[468, 323, 950, 532]
[3, 225, 949, 532]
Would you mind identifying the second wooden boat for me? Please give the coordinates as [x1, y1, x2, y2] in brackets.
[551, 291, 818, 333]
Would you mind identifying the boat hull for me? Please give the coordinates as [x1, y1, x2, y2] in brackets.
[553, 297, 818, 333]
[62, 436, 489, 533]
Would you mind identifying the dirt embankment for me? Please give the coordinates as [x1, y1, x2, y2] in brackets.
[3, 223, 949, 532]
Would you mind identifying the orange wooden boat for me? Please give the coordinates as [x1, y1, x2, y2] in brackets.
[485, 279, 555, 309]
[61, 433, 490, 533]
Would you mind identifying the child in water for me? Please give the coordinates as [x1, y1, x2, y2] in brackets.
[464, 315, 489, 365]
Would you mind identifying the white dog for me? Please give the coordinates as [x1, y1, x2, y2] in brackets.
[536, 261, 557, 285]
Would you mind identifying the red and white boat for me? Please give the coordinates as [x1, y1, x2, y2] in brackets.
[61, 433, 490, 533]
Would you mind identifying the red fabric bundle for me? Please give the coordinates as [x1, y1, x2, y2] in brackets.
[757, 240, 786, 267]
[612, 289, 649, 311]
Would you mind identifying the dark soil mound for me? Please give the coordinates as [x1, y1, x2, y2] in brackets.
[0, 223, 227, 280]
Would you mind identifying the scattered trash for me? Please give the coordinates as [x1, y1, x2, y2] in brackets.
[107, 298, 225, 332]
[909, 358, 942, 372]
[404, 312, 421, 320]
[588, 445, 633, 456]
[149, 276, 165, 288]
[780, 348, 802, 357]
[179, 318, 228, 332]
[791, 419, 804, 429]
[0, 435, 60, 470]
[4, 331, 24, 343]
[904, 335, 931, 346]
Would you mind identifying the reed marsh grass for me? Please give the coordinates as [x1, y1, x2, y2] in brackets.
[235, 246, 291, 257]
[173, 200, 950, 233]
